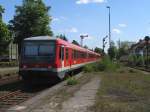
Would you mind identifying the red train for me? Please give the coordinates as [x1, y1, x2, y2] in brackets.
[19, 36, 101, 81]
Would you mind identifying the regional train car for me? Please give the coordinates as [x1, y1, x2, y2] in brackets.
[19, 36, 101, 82]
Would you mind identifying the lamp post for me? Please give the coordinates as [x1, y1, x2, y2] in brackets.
[80, 35, 88, 47]
[106, 6, 111, 48]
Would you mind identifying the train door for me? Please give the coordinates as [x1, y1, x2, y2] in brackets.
[60, 46, 64, 68]
[65, 47, 69, 67]
[58, 45, 65, 79]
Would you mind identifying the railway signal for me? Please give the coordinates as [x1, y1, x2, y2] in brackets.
[102, 35, 108, 54]
[80, 35, 88, 47]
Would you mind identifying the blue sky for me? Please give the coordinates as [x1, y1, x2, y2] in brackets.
[0, 0, 150, 49]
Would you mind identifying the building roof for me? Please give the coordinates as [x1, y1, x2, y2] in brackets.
[130, 39, 150, 50]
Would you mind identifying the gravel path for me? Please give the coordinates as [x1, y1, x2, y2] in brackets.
[29, 76, 100, 112]
[61, 77, 100, 112]
[8, 74, 100, 112]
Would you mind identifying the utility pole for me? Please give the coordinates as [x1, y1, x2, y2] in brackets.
[106, 6, 111, 48]
[80, 35, 88, 47]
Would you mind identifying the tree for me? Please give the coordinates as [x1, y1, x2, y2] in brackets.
[117, 41, 133, 58]
[72, 40, 80, 46]
[9, 0, 53, 53]
[0, 5, 4, 18]
[56, 34, 68, 41]
[108, 42, 117, 60]
[0, 5, 11, 55]
[94, 47, 103, 54]
[83, 45, 88, 49]
[144, 36, 150, 42]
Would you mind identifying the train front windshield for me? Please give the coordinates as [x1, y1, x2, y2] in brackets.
[22, 41, 55, 63]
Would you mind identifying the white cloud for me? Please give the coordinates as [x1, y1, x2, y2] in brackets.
[118, 24, 127, 28]
[52, 16, 67, 22]
[69, 27, 78, 33]
[76, 0, 106, 4]
[87, 35, 94, 40]
[60, 16, 67, 20]
[65, 27, 78, 33]
[112, 28, 121, 34]
[57, 27, 78, 33]
[52, 17, 60, 22]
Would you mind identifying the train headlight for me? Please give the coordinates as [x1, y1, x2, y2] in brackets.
[47, 65, 52, 69]
[23, 65, 27, 69]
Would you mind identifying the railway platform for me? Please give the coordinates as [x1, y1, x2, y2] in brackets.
[0, 67, 18, 72]
[0, 67, 18, 76]
[8, 73, 100, 112]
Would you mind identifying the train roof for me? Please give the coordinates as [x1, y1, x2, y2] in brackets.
[24, 36, 56, 41]
[24, 36, 101, 56]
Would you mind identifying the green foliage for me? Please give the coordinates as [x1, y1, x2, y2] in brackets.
[94, 47, 103, 54]
[94, 69, 150, 112]
[99, 56, 120, 72]
[83, 63, 98, 72]
[0, 5, 4, 18]
[9, 0, 53, 52]
[128, 55, 146, 66]
[83, 45, 88, 49]
[57, 34, 68, 41]
[84, 56, 120, 72]
[118, 41, 131, 56]
[67, 77, 78, 85]
[144, 36, 150, 42]
[0, 5, 11, 55]
[72, 40, 80, 46]
[108, 46, 117, 60]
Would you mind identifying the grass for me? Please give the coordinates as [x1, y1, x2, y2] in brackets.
[67, 77, 78, 85]
[83, 56, 120, 73]
[92, 68, 150, 112]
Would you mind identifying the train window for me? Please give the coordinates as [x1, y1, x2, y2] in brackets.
[24, 41, 55, 57]
[66, 48, 69, 60]
[39, 45, 54, 56]
[24, 45, 38, 56]
[74, 50, 77, 59]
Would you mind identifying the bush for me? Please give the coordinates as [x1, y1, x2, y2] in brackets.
[83, 64, 96, 73]
[128, 69, 136, 73]
[67, 77, 78, 85]
[83, 56, 120, 72]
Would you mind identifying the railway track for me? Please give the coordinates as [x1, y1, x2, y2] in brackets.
[0, 70, 82, 112]
[129, 66, 150, 73]
[0, 75, 20, 86]
[0, 90, 35, 112]
[0, 79, 55, 112]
